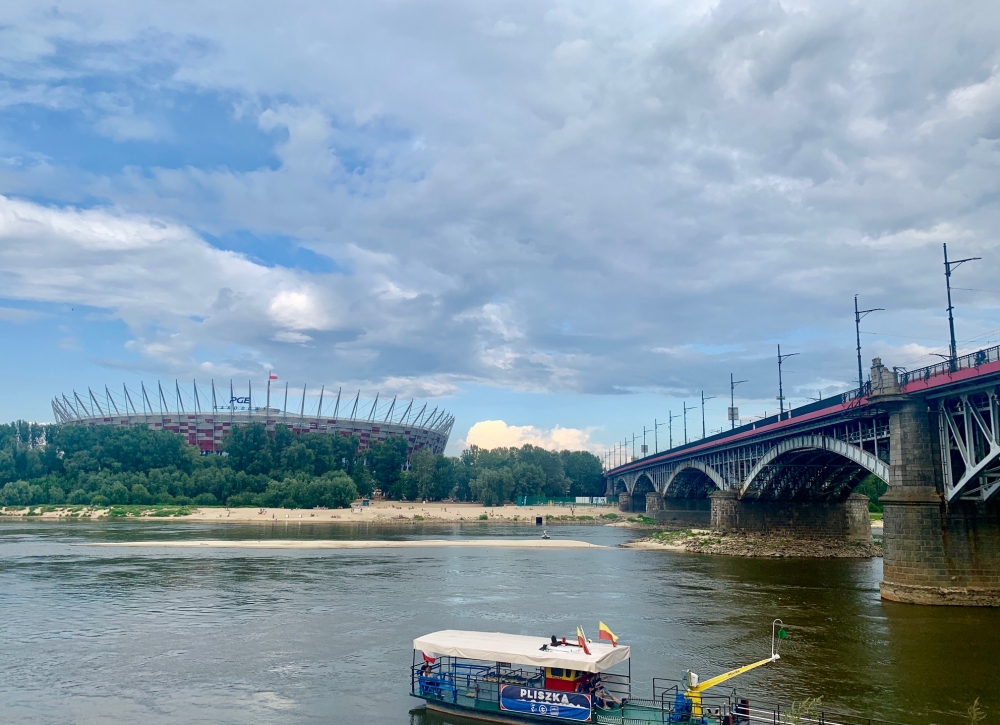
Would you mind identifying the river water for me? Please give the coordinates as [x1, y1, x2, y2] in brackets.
[1, 521, 997, 725]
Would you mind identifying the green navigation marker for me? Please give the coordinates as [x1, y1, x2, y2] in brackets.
[777, 628, 788, 639]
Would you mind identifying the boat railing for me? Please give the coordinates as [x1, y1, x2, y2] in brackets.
[596, 681, 913, 725]
[410, 658, 546, 706]
[599, 670, 633, 701]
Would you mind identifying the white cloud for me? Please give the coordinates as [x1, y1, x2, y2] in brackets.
[1, 0, 1000, 423]
[462, 419, 603, 453]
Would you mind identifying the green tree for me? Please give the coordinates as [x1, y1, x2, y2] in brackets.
[409, 448, 438, 500]
[369, 437, 409, 496]
[561, 450, 604, 497]
[470, 468, 515, 506]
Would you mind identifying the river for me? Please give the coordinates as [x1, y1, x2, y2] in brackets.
[1, 520, 997, 725]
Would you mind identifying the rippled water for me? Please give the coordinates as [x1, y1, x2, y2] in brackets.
[1, 520, 997, 725]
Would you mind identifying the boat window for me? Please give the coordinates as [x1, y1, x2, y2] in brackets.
[551, 668, 563, 677]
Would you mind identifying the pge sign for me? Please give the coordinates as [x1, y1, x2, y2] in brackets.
[230, 397, 251, 405]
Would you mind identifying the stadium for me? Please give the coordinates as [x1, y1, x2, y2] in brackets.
[51, 380, 454, 456]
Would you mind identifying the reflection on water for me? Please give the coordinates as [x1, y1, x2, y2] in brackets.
[1, 520, 997, 725]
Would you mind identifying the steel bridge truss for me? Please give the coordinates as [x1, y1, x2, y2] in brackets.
[937, 386, 1000, 502]
[609, 414, 890, 502]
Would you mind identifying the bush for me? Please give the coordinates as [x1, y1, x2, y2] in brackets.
[67, 489, 89, 505]
[130, 484, 152, 505]
[193, 492, 218, 506]
[90, 494, 109, 507]
[48, 486, 66, 505]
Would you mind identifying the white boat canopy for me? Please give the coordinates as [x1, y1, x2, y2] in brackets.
[413, 630, 631, 674]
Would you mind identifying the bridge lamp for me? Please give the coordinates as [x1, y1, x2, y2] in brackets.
[683, 402, 697, 444]
[943, 243, 980, 371]
[776, 344, 799, 417]
[854, 295, 884, 392]
[730, 374, 748, 430]
[701, 391, 716, 439]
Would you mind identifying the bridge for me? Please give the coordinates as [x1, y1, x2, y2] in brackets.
[605, 346, 1000, 607]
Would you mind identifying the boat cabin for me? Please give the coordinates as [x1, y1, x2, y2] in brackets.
[411, 629, 631, 723]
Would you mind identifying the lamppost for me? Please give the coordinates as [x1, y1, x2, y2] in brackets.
[854, 295, 883, 391]
[653, 418, 665, 453]
[730, 373, 748, 429]
[777, 344, 799, 417]
[683, 402, 696, 444]
[943, 243, 980, 371]
[668, 410, 680, 449]
[701, 391, 715, 439]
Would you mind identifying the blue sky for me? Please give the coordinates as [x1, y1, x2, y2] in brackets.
[2, 1, 1000, 456]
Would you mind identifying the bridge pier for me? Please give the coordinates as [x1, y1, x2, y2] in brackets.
[645, 492, 663, 512]
[655, 497, 711, 526]
[618, 492, 632, 512]
[878, 395, 1000, 606]
[710, 490, 871, 542]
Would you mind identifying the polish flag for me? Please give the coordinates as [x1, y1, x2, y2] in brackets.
[422, 652, 436, 664]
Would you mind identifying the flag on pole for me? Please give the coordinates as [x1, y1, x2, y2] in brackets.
[576, 626, 591, 655]
[422, 652, 436, 664]
[269, 372, 278, 380]
[598, 622, 618, 647]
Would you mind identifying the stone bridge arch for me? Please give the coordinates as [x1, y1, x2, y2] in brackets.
[739, 434, 888, 500]
[629, 473, 655, 512]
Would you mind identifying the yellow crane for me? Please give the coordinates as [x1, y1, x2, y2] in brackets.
[683, 619, 786, 716]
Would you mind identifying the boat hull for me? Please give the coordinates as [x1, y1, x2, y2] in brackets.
[424, 699, 570, 724]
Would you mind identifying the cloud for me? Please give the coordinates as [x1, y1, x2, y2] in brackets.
[1, 0, 1000, 420]
[0, 306, 46, 322]
[462, 419, 603, 453]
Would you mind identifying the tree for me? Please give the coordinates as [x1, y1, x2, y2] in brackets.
[409, 448, 438, 500]
[561, 450, 604, 497]
[369, 437, 409, 496]
[470, 468, 515, 506]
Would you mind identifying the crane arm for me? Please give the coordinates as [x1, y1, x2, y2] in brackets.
[689, 655, 778, 694]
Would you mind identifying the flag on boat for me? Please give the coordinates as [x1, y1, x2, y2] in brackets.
[598, 622, 618, 647]
[269, 372, 278, 380]
[422, 652, 436, 664]
[576, 627, 591, 655]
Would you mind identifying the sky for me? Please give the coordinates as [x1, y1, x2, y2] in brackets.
[1, 0, 999, 458]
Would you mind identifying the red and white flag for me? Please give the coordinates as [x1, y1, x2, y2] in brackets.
[269, 372, 278, 380]
[422, 652, 436, 664]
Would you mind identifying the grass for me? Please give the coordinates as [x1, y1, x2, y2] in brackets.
[600, 513, 619, 520]
[479, 513, 489, 520]
[413, 515, 424, 521]
[869, 512, 883, 521]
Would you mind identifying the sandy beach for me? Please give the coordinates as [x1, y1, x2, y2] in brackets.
[87, 538, 607, 550]
[2, 501, 619, 523]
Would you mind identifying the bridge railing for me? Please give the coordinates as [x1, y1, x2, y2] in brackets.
[898, 344, 1000, 386]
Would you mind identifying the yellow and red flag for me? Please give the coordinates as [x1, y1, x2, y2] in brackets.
[576, 626, 591, 655]
[598, 622, 618, 647]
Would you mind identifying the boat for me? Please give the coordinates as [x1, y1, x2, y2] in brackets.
[410, 621, 787, 724]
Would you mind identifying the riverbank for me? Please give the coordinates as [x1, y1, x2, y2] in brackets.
[87, 538, 607, 550]
[624, 528, 883, 558]
[0, 502, 622, 524]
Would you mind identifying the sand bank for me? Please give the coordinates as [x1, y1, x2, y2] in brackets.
[624, 528, 882, 558]
[3, 502, 620, 523]
[87, 538, 607, 550]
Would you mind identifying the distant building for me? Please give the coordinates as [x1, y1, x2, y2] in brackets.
[52, 381, 453, 456]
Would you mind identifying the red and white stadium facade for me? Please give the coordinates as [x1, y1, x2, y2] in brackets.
[51, 380, 453, 456]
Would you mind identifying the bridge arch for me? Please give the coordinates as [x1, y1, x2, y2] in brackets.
[630, 474, 655, 511]
[663, 461, 726, 499]
[739, 434, 888, 500]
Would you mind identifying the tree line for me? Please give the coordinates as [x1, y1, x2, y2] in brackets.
[0, 421, 604, 509]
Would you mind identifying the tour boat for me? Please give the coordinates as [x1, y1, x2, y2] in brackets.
[411, 621, 786, 724]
